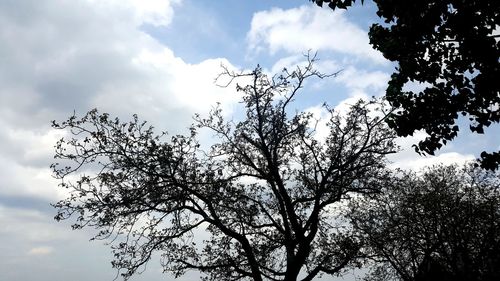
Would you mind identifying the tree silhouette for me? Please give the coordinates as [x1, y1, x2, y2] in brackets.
[349, 165, 500, 281]
[52, 59, 396, 281]
[311, 0, 500, 170]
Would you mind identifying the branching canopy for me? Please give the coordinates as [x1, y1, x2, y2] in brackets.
[52, 60, 396, 281]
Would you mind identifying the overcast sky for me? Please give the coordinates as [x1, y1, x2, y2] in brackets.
[1, 1, 498, 281]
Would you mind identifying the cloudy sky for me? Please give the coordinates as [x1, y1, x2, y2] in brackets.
[1, 1, 498, 281]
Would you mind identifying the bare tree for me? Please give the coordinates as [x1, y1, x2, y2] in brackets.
[52, 59, 396, 281]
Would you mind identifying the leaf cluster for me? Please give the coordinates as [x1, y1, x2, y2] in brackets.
[311, 0, 500, 170]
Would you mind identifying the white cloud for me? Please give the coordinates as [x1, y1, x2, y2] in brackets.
[85, 0, 182, 27]
[270, 54, 312, 74]
[0, 0, 237, 130]
[305, 99, 475, 172]
[247, 5, 386, 64]
[27, 246, 54, 256]
[303, 104, 330, 141]
[0, 0, 243, 205]
[303, 93, 370, 142]
[391, 151, 475, 171]
[388, 132, 475, 170]
[336, 66, 390, 93]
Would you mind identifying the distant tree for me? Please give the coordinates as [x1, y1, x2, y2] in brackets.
[348, 165, 500, 281]
[311, 0, 500, 170]
[51, 59, 396, 281]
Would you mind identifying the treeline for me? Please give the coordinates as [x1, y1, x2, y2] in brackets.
[349, 165, 500, 281]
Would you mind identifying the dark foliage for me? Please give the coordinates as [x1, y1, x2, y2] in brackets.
[312, 0, 364, 10]
[349, 165, 500, 281]
[51, 59, 396, 281]
[311, 0, 500, 170]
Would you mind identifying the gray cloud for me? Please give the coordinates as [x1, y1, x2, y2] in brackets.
[0, 1, 240, 280]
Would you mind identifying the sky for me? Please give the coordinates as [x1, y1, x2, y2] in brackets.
[0, 1, 498, 281]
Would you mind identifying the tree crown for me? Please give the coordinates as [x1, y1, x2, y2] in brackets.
[311, 0, 500, 170]
[52, 59, 396, 281]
